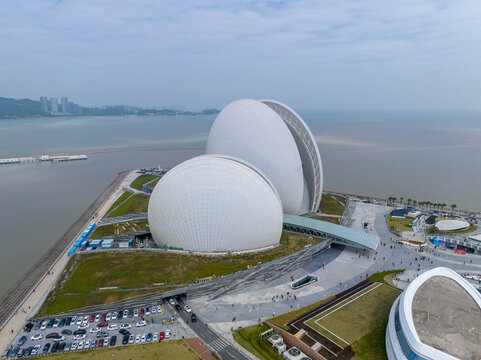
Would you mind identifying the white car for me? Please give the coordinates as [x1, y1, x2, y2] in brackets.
[153, 333, 158, 342]
[74, 334, 86, 340]
[76, 318, 82, 325]
[31, 334, 43, 341]
[146, 308, 150, 316]
[120, 323, 131, 329]
[151, 305, 156, 314]
[129, 335, 134, 344]
[53, 335, 65, 342]
[136, 320, 147, 327]
[123, 310, 128, 319]
[157, 305, 162, 313]
[53, 319, 59, 328]
[71, 316, 77, 323]
[85, 339, 90, 348]
[95, 314, 100, 322]
[104, 338, 109, 346]
[170, 312, 179, 321]
[141, 334, 146, 342]
[135, 335, 141, 343]
[40, 321, 47, 330]
[106, 313, 111, 321]
[83, 315, 88, 321]
[77, 323, 88, 329]
[168, 298, 175, 306]
[184, 305, 192, 313]
[71, 341, 78, 350]
[82, 319, 88, 326]
[31, 345, 41, 355]
[78, 340, 85, 349]
[165, 329, 171, 339]
[90, 327, 100, 333]
[112, 312, 117, 320]
[134, 309, 139, 317]
[108, 324, 118, 331]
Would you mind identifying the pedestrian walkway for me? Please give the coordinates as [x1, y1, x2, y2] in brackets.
[184, 338, 217, 360]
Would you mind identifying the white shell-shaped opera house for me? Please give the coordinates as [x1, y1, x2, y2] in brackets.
[148, 98, 323, 253]
[207, 99, 323, 215]
[148, 154, 283, 253]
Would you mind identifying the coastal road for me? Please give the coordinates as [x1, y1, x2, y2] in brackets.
[0, 170, 131, 332]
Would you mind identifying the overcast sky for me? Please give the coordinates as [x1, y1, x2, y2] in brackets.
[1, 0, 481, 111]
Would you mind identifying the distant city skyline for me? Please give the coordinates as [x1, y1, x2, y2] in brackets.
[1, 1, 481, 111]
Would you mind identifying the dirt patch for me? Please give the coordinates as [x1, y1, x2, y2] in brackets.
[184, 338, 216, 360]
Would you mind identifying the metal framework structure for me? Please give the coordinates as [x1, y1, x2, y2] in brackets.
[282, 214, 380, 251]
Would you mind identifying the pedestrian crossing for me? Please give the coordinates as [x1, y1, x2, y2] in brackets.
[208, 337, 230, 352]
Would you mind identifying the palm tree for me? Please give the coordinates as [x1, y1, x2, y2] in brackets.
[400, 197, 404, 204]
[407, 198, 412, 206]
[451, 204, 457, 214]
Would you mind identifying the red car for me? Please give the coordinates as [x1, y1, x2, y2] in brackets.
[139, 309, 145, 317]
[97, 339, 103, 348]
[100, 313, 107, 321]
[98, 321, 108, 328]
[89, 315, 95, 323]
[159, 332, 164, 341]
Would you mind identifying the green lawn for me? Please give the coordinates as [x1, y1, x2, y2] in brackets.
[306, 283, 400, 346]
[268, 296, 334, 331]
[90, 220, 149, 239]
[38, 232, 322, 315]
[105, 191, 132, 216]
[351, 323, 389, 360]
[233, 324, 284, 360]
[30, 340, 200, 360]
[107, 193, 150, 217]
[387, 214, 412, 235]
[320, 193, 346, 216]
[130, 174, 159, 190]
[149, 177, 161, 187]
[311, 215, 340, 224]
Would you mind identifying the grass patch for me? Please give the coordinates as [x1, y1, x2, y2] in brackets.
[233, 324, 283, 360]
[39, 233, 322, 315]
[90, 220, 149, 239]
[306, 284, 400, 346]
[367, 270, 404, 286]
[386, 214, 412, 235]
[105, 191, 132, 215]
[130, 174, 159, 190]
[268, 296, 334, 331]
[320, 193, 346, 216]
[352, 323, 388, 360]
[311, 215, 340, 224]
[149, 177, 161, 187]
[30, 339, 200, 360]
[108, 193, 150, 217]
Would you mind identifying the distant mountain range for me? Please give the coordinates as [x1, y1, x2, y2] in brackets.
[0, 97, 219, 119]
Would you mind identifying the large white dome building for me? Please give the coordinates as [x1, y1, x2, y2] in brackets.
[148, 154, 283, 253]
[207, 99, 322, 215]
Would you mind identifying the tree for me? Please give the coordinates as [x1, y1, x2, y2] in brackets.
[451, 204, 457, 214]
[400, 197, 404, 204]
[407, 198, 412, 205]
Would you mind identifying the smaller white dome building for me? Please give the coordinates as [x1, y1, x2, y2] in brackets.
[148, 154, 283, 253]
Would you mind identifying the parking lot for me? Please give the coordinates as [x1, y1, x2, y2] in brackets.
[3, 297, 196, 358]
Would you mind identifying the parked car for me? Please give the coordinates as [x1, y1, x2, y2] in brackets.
[9, 347, 19, 358]
[175, 304, 182, 312]
[146, 333, 152, 342]
[51, 342, 59, 353]
[170, 312, 179, 321]
[65, 343, 71, 352]
[97, 339, 103, 348]
[85, 340, 91, 348]
[157, 304, 162, 313]
[47, 318, 55, 328]
[98, 321, 108, 328]
[95, 314, 100, 322]
[145, 307, 150, 316]
[153, 333, 158, 342]
[31, 334, 43, 341]
[73, 334, 86, 340]
[165, 329, 171, 339]
[139, 308, 145, 317]
[42, 343, 50, 353]
[71, 342, 78, 351]
[1, 348, 10, 359]
[59, 342, 66, 351]
[134, 309, 139, 317]
[71, 316, 77, 323]
[73, 329, 86, 335]
[78, 340, 84, 350]
[184, 305, 192, 313]
[96, 331, 109, 338]
[34, 320, 42, 331]
[106, 313, 111, 321]
[119, 329, 130, 335]
[31, 344, 41, 355]
[135, 335, 140, 343]
[77, 323, 88, 329]
[112, 312, 117, 320]
[53, 336, 65, 342]
[110, 335, 117, 346]
[61, 329, 72, 335]
[40, 320, 48, 330]
[120, 323, 131, 329]
[90, 327, 100, 333]
[58, 318, 65, 328]
[128, 310, 133, 318]
[136, 320, 147, 327]
[128, 335, 134, 344]
[23, 322, 34, 333]
[151, 306, 156, 314]
[52, 319, 59, 328]
[89, 314, 95, 323]
[122, 334, 129, 345]
[65, 317, 72, 326]
[168, 298, 175, 306]
[159, 332, 164, 341]
[108, 324, 118, 331]
[46, 333, 59, 339]
[123, 310, 128, 319]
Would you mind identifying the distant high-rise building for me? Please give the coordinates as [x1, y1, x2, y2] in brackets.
[61, 97, 68, 113]
[50, 97, 58, 113]
[40, 97, 49, 113]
